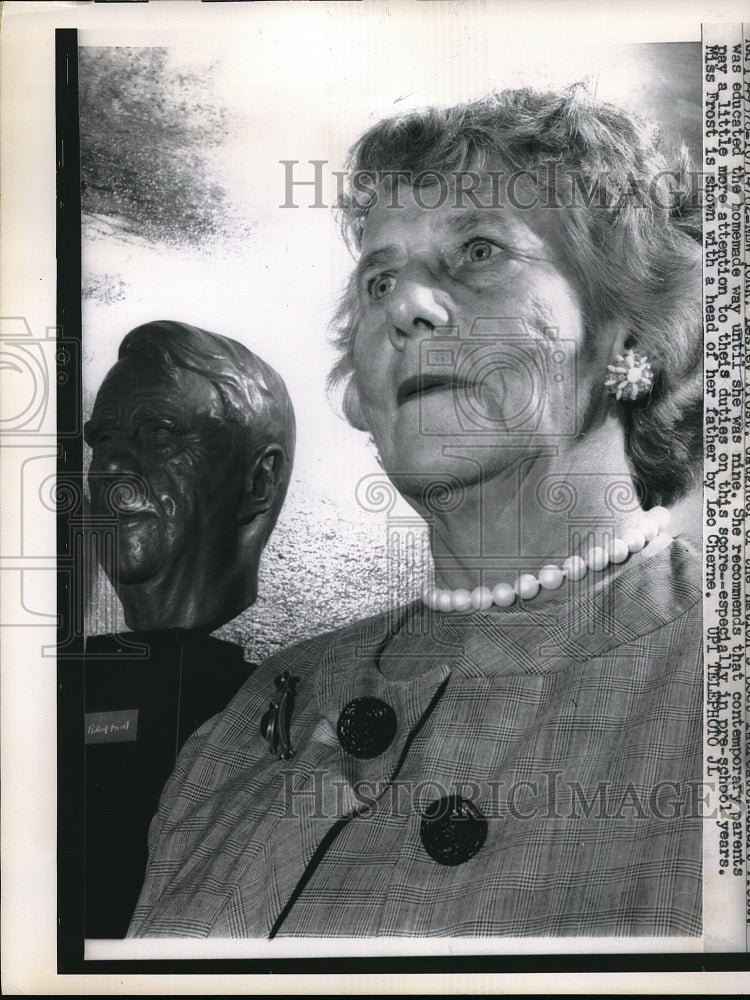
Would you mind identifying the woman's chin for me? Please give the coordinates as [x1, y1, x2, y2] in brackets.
[383, 432, 527, 492]
[378, 453, 477, 514]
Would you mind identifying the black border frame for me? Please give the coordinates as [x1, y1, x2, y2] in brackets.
[57, 25, 85, 973]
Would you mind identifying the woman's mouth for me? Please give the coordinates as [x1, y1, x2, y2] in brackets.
[397, 374, 469, 406]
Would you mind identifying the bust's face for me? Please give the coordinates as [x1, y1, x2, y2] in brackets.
[85, 356, 245, 601]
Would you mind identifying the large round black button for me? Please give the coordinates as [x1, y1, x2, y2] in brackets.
[420, 795, 487, 866]
[336, 697, 397, 759]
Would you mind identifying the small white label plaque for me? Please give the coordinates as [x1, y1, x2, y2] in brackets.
[85, 709, 139, 744]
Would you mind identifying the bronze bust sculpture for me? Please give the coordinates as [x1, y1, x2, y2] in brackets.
[83, 321, 296, 937]
[85, 319, 295, 631]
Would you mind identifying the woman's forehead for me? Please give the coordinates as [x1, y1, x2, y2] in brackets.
[359, 176, 555, 255]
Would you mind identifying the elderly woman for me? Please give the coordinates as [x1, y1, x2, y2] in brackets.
[129, 87, 702, 938]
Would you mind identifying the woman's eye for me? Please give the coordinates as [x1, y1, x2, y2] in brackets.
[467, 239, 497, 263]
[368, 274, 396, 300]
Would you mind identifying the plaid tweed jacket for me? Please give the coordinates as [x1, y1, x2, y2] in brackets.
[128, 536, 702, 938]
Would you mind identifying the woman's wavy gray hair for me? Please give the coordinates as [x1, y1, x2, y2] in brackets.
[328, 85, 702, 508]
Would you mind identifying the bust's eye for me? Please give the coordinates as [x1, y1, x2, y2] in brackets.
[85, 422, 116, 447]
[142, 422, 179, 448]
[466, 239, 498, 263]
[368, 274, 396, 300]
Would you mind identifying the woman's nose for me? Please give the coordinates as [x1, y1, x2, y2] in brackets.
[385, 261, 452, 349]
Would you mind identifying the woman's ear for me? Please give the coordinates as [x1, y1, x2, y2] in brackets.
[238, 444, 286, 524]
[607, 321, 631, 358]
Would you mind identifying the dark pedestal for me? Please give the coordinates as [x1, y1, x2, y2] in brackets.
[84, 630, 252, 939]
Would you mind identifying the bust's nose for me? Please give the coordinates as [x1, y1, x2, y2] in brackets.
[95, 439, 141, 476]
[88, 438, 147, 515]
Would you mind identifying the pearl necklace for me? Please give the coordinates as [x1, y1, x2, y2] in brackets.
[422, 506, 672, 613]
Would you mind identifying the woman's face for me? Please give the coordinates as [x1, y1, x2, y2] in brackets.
[351, 175, 613, 498]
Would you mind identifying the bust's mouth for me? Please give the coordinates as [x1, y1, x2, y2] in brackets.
[117, 508, 158, 521]
[91, 482, 160, 520]
[397, 374, 471, 406]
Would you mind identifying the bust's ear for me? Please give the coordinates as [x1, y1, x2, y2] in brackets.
[238, 444, 286, 524]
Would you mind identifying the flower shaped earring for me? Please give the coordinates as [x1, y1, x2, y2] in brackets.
[605, 349, 654, 401]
